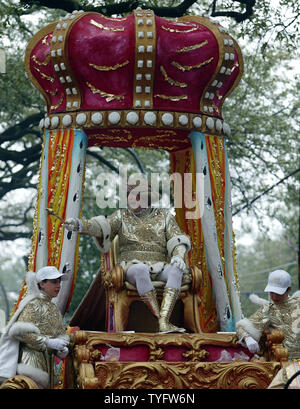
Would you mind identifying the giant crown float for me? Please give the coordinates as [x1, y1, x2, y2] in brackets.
[20, 9, 243, 335]
[3, 9, 285, 392]
[25, 8, 243, 149]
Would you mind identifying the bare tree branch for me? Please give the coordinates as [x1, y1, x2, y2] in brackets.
[123, 148, 145, 174]
[86, 150, 119, 174]
[211, 0, 256, 23]
[20, 0, 205, 18]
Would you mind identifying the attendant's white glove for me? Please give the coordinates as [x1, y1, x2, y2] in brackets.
[56, 346, 69, 358]
[64, 218, 81, 232]
[171, 255, 186, 271]
[46, 338, 69, 351]
[245, 336, 259, 353]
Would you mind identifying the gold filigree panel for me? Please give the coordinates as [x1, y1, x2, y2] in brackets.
[0, 375, 39, 389]
[92, 361, 281, 389]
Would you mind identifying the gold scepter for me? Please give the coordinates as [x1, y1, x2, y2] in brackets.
[46, 207, 66, 224]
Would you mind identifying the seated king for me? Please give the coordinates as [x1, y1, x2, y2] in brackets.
[64, 177, 191, 333]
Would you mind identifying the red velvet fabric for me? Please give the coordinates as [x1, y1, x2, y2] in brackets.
[96, 344, 253, 363]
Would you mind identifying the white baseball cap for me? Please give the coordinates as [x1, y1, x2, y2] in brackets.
[36, 266, 66, 283]
[264, 270, 291, 295]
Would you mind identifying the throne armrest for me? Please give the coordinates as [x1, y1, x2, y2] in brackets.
[101, 262, 125, 293]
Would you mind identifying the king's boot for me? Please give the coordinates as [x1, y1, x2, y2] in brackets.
[158, 287, 186, 333]
[140, 289, 160, 319]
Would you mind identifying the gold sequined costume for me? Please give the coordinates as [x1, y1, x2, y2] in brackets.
[0, 277, 69, 388]
[236, 296, 300, 360]
[79, 207, 191, 333]
[15, 292, 68, 387]
[81, 208, 191, 274]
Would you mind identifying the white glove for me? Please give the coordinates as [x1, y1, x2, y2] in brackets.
[64, 218, 81, 232]
[56, 346, 69, 358]
[46, 338, 69, 351]
[245, 336, 259, 353]
[171, 255, 186, 271]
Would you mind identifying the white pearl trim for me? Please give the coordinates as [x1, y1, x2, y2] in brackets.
[108, 111, 121, 124]
[76, 113, 87, 125]
[144, 112, 156, 125]
[62, 114, 72, 127]
[91, 112, 103, 124]
[161, 113, 173, 126]
[126, 111, 139, 125]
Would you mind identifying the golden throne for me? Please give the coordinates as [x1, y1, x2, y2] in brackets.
[100, 235, 202, 333]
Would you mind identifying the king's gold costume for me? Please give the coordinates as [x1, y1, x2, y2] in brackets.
[236, 296, 300, 360]
[79, 207, 191, 332]
[82, 208, 190, 274]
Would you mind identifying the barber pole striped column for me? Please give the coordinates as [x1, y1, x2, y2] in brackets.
[13, 128, 87, 315]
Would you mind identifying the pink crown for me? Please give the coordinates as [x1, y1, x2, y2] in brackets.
[25, 9, 243, 148]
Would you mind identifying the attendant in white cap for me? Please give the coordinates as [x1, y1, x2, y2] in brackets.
[236, 270, 300, 360]
[0, 266, 69, 388]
